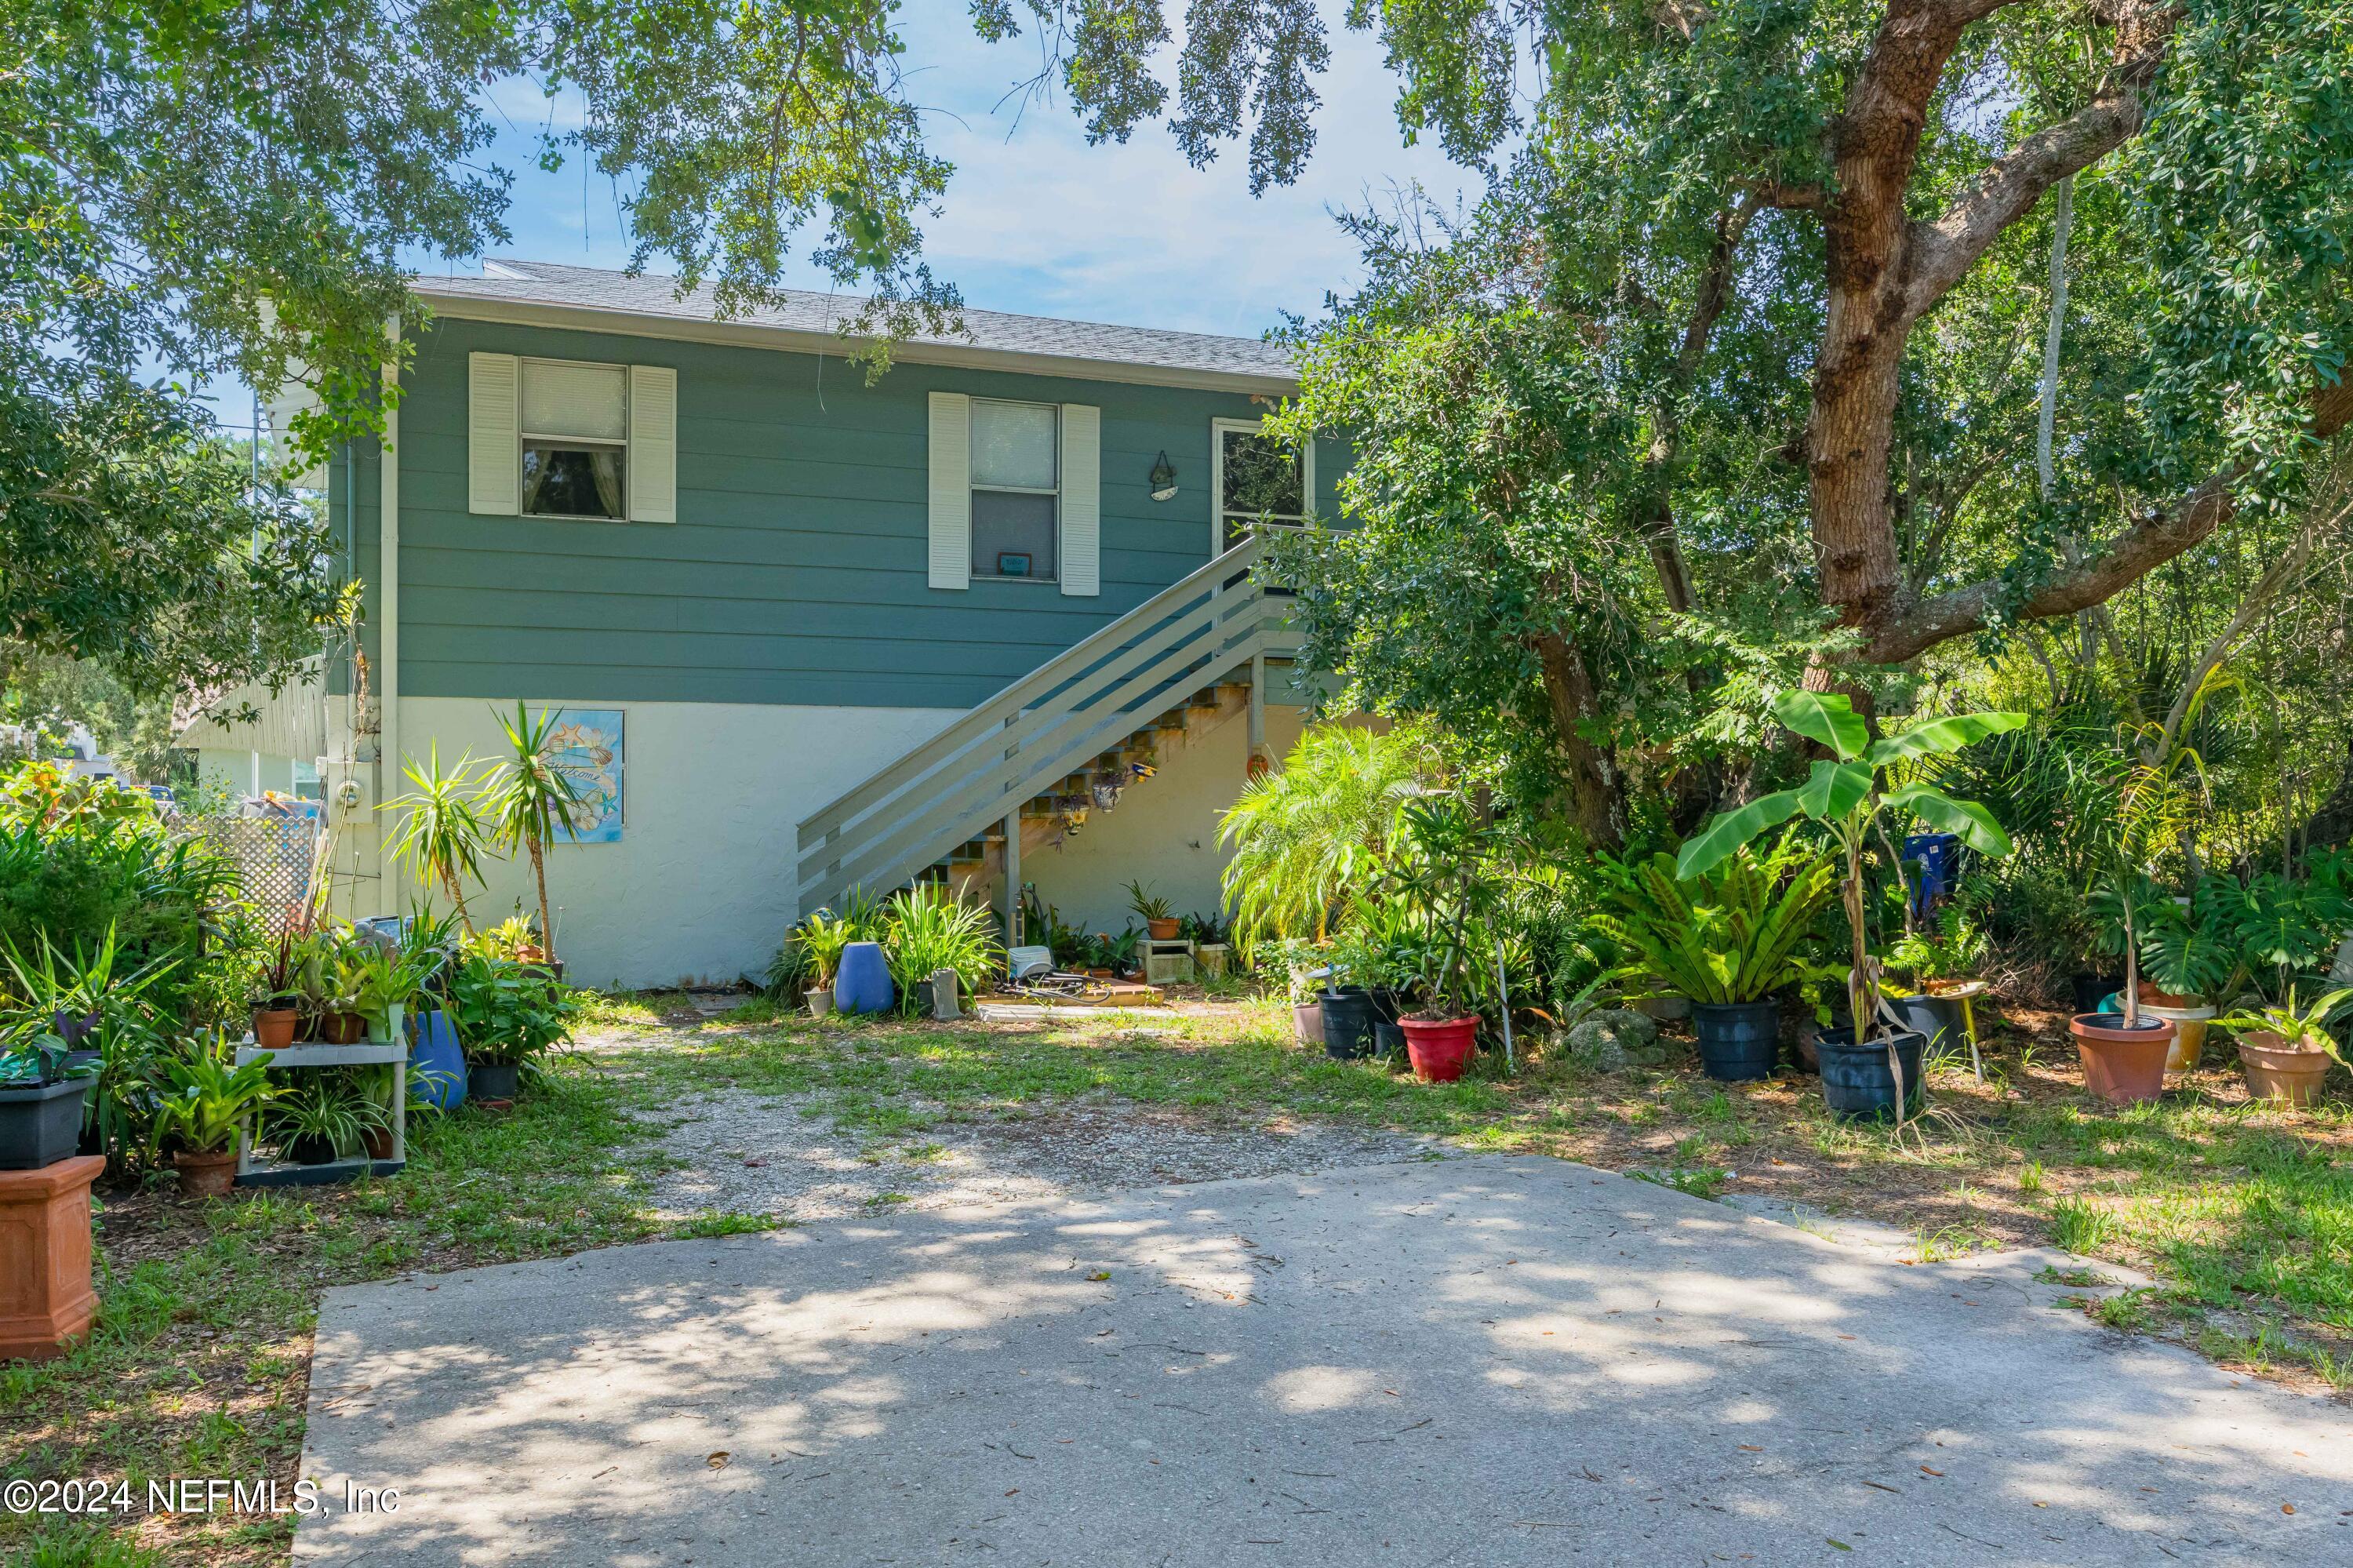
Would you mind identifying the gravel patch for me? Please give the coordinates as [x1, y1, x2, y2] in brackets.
[641, 1088, 1436, 1221]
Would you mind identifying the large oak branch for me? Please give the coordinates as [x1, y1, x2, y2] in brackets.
[1859, 378, 2353, 664]
[1903, 0, 2174, 317]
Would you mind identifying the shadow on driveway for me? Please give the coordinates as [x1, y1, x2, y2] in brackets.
[298, 1155, 2353, 1566]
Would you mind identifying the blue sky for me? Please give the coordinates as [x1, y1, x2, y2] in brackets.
[202, 3, 1504, 431]
[438, 2, 1493, 337]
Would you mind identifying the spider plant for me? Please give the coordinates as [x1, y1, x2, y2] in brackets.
[882, 886, 1000, 1010]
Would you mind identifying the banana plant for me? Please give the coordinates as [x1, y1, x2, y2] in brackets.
[1678, 692, 2024, 1114]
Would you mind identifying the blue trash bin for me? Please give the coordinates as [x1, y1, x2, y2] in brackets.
[833, 941, 895, 1014]
[1902, 831, 1960, 917]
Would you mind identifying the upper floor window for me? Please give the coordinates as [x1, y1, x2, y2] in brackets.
[969, 398, 1059, 581]
[1214, 417, 1311, 553]
[469, 351, 676, 524]
[521, 359, 627, 520]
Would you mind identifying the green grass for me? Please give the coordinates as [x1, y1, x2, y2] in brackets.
[1, 1059, 667, 1568]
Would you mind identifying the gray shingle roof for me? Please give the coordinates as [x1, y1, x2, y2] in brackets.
[413, 259, 1296, 388]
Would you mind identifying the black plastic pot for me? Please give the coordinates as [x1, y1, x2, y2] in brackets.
[0, 1078, 93, 1170]
[2068, 973, 2122, 1014]
[1373, 1020, 1406, 1058]
[1886, 993, 1964, 1059]
[467, 1061, 522, 1102]
[1817, 1027, 1927, 1121]
[1368, 988, 1403, 1024]
[1320, 987, 1378, 1060]
[1689, 1000, 1780, 1081]
[282, 1133, 341, 1166]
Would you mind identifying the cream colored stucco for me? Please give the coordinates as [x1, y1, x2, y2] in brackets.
[387, 697, 961, 988]
[1017, 704, 1307, 939]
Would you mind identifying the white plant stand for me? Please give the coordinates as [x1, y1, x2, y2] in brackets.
[233, 1035, 407, 1187]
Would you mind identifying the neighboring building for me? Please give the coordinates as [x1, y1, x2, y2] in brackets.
[268, 260, 1338, 988]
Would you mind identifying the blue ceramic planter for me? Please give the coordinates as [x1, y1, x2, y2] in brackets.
[833, 941, 895, 1015]
[408, 1009, 467, 1110]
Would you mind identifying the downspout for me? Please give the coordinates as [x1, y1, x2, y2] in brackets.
[377, 315, 402, 909]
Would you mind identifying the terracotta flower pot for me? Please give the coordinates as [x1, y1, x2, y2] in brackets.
[2070, 1013, 2175, 1105]
[362, 1126, 398, 1162]
[251, 1007, 299, 1052]
[1401, 1015, 1478, 1082]
[0, 1155, 104, 1361]
[318, 1012, 367, 1045]
[1292, 1000, 1323, 1046]
[2238, 1032, 2332, 1107]
[174, 1147, 239, 1199]
[1146, 917, 1181, 940]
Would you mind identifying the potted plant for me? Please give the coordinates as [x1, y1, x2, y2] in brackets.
[0, 1033, 100, 1170]
[1678, 693, 2023, 1122]
[1126, 880, 1182, 941]
[250, 931, 303, 1050]
[1595, 839, 1837, 1082]
[2134, 887, 2232, 1071]
[1880, 904, 1990, 1060]
[2069, 759, 2200, 1104]
[1184, 911, 1233, 977]
[445, 951, 576, 1103]
[797, 911, 854, 1016]
[1376, 796, 1497, 1082]
[484, 701, 590, 971]
[151, 1036, 281, 1195]
[2213, 984, 2350, 1107]
[266, 1075, 384, 1166]
[381, 744, 497, 935]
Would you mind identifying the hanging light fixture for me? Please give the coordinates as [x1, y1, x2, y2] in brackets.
[1147, 451, 1178, 503]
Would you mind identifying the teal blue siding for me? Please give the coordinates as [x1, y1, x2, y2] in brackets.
[333, 315, 1330, 710]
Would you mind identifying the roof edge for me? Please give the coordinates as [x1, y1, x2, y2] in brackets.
[411, 287, 1300, 398]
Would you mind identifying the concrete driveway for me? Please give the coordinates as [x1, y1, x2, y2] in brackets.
[297, 1155, 2353, 1566]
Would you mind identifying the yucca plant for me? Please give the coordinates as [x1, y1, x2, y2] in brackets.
[882, 886, 1000, 1011]
[482, 702, 589, 966]
[382, 744, 496, 934]
[1593, 838, 1838, 1006]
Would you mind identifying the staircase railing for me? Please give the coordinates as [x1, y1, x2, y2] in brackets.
[795, 534, 1291, 914]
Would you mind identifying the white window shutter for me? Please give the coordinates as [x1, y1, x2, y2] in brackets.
[1059, 403, 1100, 597]
[467, 352, 519, 515]
[928, 391, 971, 590]
[627, 364, 678, 522]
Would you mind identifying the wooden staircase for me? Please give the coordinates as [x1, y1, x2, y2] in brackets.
[928, 678, 1253, 899]
[794, 533, 1295, 922]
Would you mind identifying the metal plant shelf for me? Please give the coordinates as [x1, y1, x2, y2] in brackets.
[233, 1035, 407, 1186]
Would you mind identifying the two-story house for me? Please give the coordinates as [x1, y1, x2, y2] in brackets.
[190, 260, 1338, 987]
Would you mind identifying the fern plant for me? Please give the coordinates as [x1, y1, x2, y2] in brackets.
[1592, 838, 1838, 1006]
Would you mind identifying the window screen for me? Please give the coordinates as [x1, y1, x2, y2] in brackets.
[972, 399, 1058, 580]
[521, 360, 628, 520]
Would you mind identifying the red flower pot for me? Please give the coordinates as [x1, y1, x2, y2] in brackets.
[1401, 1015, 1478, 1082]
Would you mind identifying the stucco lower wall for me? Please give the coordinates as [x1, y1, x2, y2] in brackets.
[391, 697, 961, 989]
[1021, 706, 1343, 940]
